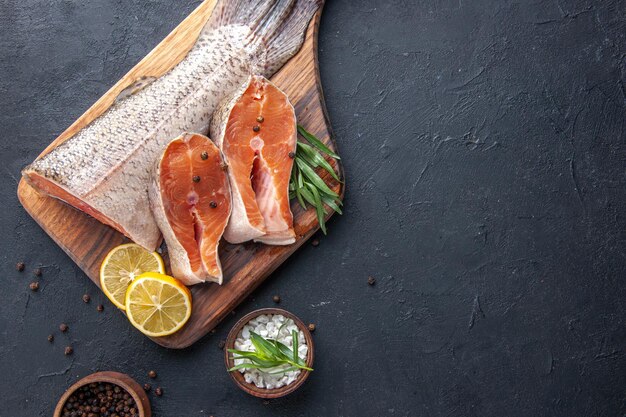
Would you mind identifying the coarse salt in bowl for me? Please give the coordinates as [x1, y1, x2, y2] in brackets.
[225, 308, 315, 398]
[234, 313, 308, 389]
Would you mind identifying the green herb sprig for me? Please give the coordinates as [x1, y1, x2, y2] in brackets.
[228, 326, 313, 374]
[289, 125, 342, 234]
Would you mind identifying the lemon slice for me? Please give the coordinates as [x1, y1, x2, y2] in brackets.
[125, 272, 192, 337]
[100, 243, 165, 310]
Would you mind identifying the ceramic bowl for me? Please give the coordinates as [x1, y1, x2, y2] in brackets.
[53, 371, 150, 417]
[224, 308, 314, 398]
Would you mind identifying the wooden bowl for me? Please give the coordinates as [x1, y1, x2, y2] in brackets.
[224, 308, 315, 398]
[53, 371, 151, 417]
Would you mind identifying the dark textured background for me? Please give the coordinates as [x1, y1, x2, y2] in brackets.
[1, 0, 625, 416]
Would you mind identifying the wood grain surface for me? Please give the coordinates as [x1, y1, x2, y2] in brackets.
[17, 0, 343, 349]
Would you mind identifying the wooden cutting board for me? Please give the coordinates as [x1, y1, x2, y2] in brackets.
[17, 0, 342, 349]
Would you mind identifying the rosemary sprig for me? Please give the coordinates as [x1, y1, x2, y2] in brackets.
[227, 327, 313, 374]
[289, 125, 342, 234]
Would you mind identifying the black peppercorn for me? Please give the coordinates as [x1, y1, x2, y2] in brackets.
[143, 383, 151, 392]
[272, 295, 280, 303]
[16, 262, 25, 272]
[60, 323, 69, 332]
[33, 267, 42, 277]
[218, 340, 225, 350]
[82, 294, 91, 303]
[47, 334, 54, 342]
[209, 201, 217, 208]
[252, 125, 260, 132]
[148, 370, 157, 379]
[311, 238, 319, 247]
[97, 304, 104, 312]
[154, 387, 163, 397]
[29, 281, 39, 291]
[201, 151, 208, 160]
[64, 346, 73, 355]
[308, 323, 316, 332]
[256, 115, 264, 123]
[61, 382, 136, 416]
[192, 175, 200, 183]
[367, 276, 376, 286]
[288, 151, 295, 159]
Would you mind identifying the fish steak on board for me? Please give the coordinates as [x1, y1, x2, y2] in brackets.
[211, 75, 296, 245]
[149, 133, 231, 285]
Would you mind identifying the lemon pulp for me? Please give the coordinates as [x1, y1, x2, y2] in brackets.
[99, 243, 165, 310]
[124, 272, 192, 337]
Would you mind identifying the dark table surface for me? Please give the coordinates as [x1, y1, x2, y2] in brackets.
[1, 0, 625, 416]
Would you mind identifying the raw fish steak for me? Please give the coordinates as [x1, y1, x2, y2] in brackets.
[211, 75, 296, 245]
[149, 133, 231, 285]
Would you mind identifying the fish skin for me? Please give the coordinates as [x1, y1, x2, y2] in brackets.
[210, 75, 296, 245]
[21, 0, 321, 250]
[23, 26, 253, 250]
[149, 133, 231, 285]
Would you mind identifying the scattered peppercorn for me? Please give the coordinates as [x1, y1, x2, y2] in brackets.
[201, 151, 208, 160]
[47, 334, 54, 343]
[82, 294, 91, 303]
[16, 262, 25, 272]
[209, 201, 218, 208]
[64, 346, 73, 355]
[272, 295, 281, 303]
[33, 268, 42, 277]
[308, 323, 316, 332]
[148, 370, 157, 379]
[192, 175, 201, 183]
[288, 151, 295, 159]
[61, 382, 136, 417]
[60, 323, 69, 332]
[154, 387, 163, 397]
[311, 238, 319, 247]
[97, 304, 104, 312]
[29, 281, 39, 291]
[143, 383, 151, 392]
[252, 125, 260, 132]
[367, 276, 376, 286]
[218, 340, 226, 350]
[256, 115, 264, 123]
